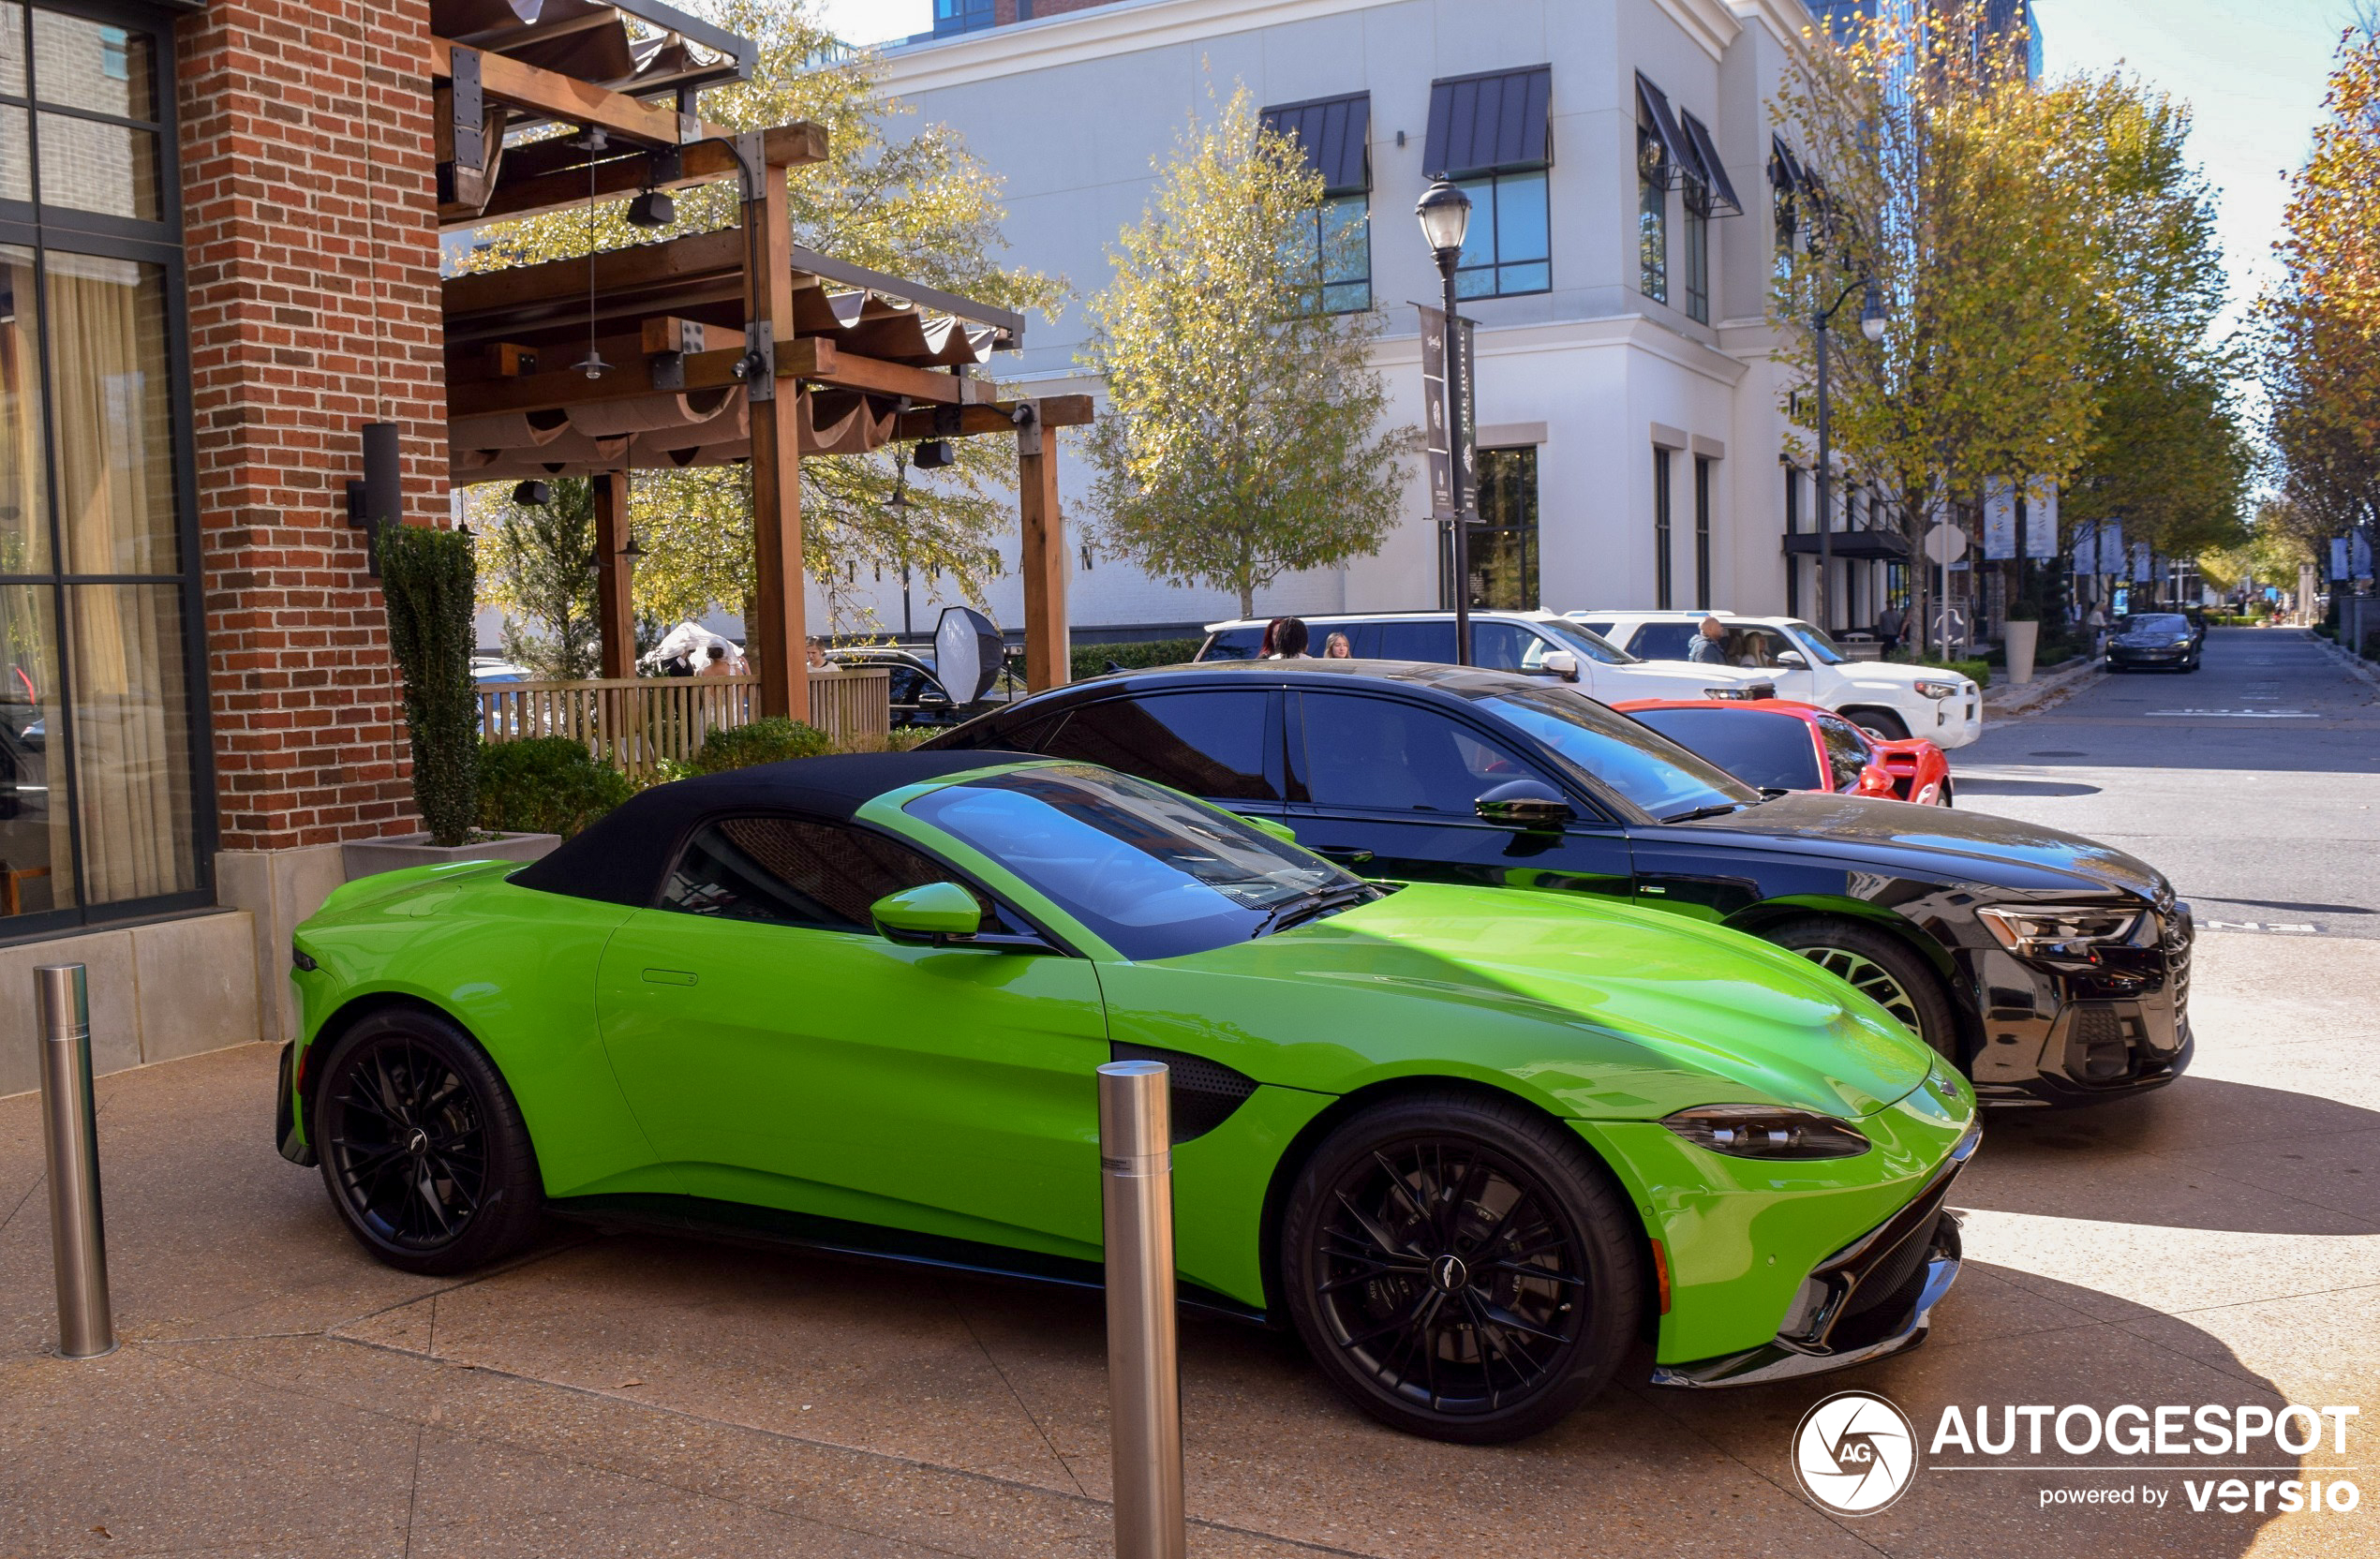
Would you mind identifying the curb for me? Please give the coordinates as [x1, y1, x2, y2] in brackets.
[1983, 657, 2103, 720]
[2311, 632, 2380, 689]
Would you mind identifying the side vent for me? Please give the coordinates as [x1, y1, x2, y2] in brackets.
[1109, 1042, 1257, 1143]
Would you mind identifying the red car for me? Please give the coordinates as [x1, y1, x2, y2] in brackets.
[1612, 698, 1955, 806]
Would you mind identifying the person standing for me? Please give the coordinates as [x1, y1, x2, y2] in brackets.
[1688, 616, 1728, 664]
[1876, 603, 1905, 655]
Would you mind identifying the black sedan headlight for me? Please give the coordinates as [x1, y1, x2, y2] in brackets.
[1976, 904, 2143, 961]
[1661, 1104, 1871, 1159]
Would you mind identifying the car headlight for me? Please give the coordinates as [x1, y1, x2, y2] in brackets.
[1660, 1104, 1871, 1159]
[1914, 679, 1960, 699]
[1976, 904, 2144, 960]
[1704, 686, 1755, 701]
[2169, 637, 2193, 648]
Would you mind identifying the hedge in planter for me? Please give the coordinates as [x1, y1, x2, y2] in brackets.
[689, 716, 832, 774]
[477, 737, 632, 839]
[379, 525, 480, 847]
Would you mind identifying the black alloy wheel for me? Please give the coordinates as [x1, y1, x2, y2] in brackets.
[1766, 917, 1961, 1065]
[314, 1009, 544, 1275]
[1281, 1091, 1640, 1444]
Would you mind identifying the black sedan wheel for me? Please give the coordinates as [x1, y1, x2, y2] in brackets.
[1767, 918, 1960, 1064]
[1281, 1091, 1641, 1443]
[314, 1009, 543, 1275]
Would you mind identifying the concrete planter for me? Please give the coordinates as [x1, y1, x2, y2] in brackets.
[2003, 619, 2040, 685]
[341, 831, 560, 882]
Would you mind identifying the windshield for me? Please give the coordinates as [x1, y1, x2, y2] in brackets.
[905, 765, 1369, 959]
[1780, 621, 1850, 665]
[1535, 619, 1636, 665]
[2117, 614, 2190, 636]
[1471, 689, 1761, 821]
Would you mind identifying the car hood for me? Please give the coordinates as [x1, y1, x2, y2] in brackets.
[1180, 883, 1935, 1120]
[1675, 791, 2167, 900]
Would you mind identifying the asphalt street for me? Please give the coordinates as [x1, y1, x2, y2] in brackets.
[1953, 628, 2380, 938]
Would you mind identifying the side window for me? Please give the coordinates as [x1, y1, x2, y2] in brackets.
[1469, 620, 1539, 672]
[1034, 691, 1280, 801]
[885, 665, 926, 705]
[1813, 715, 1873, 793]
[1630, 708, 1821, 792]
[1629, 623, 1701, 661]
[1296, 692, 1554, 815]
[660, 815, 999, 933]
[1197, 628, 1266, 661]
[1725, 626, 1792, 668]
[1373, 619, 1458, 663]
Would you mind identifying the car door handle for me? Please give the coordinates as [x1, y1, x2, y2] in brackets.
[642, 968, 698, 986]
[1315, 845, 1375, 865]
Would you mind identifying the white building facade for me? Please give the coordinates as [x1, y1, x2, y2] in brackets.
[860, 0, 1876, 646]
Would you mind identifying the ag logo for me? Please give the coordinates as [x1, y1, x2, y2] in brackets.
[1792, 1390, 1919, 1515]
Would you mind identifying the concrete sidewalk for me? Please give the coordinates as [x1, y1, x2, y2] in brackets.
[3, 930, 2374, 1558]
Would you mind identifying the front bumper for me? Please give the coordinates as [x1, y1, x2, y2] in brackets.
[1966, 902, 2194, 1107]
[1653, 1122, 1976, 1388]
[2107, 646, 2193, 668]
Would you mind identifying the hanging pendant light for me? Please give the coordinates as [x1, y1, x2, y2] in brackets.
[573, 126, 611, 379]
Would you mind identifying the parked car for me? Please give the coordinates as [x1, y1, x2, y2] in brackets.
[1613, 699, 1955, 807]
[281, 750, 1976, 1443]
[469, 657, 534, 685]
[1563, 611, 1982, 747]
[929, 662, 2192, 1106]
[826, 645, 1025, 726]
[2105, 613, 2202, 673]
[1194, 611, 1781, 703]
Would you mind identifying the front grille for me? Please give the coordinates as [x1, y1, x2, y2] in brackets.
[2164, 913, 2194, 1015]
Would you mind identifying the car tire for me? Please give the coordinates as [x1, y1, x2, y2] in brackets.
[1934, 778, 1955, 807]
[1844, 707, 1911, 741]
[1763, 918, 1961, 1065]
[1279, 1090, 1642, 1445]
[313, 1008, 545, 1276]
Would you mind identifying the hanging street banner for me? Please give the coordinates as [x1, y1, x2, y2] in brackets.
[2132, 542, 2152, 582]
[2356, 527, 2375, 580]
[2023, 477, 2058, 558]
[1982, 478, 2016, 560]
[2336, 538, 2354, 581]
[1417, 303, 1475, 521]
[2103, 519, 2124, 573]
[2073, 521, 2098, 575]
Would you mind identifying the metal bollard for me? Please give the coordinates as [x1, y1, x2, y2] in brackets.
[37, 964, 113, 1359]
[1098, 1060, 1184, 1559]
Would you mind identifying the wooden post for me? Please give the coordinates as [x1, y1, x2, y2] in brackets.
[592, 469, 634, 679]
[1019, 401, 1069, 691]
[745, 155, 810, 722]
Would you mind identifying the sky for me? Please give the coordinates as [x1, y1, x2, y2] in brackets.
[816, 0, 2351, 322]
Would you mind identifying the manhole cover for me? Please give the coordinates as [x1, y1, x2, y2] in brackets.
[2030, 750, 2087, 757]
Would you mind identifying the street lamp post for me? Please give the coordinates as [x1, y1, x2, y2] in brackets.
[1418, 180, 1475, 665]
[1811, 278, 1887, 635]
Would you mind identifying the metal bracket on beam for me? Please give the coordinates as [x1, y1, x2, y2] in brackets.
[1013, 400, 1042, 457]
[647, 144, 683, 185]
[678, 111, 702, 146]
[737, 319, 775, 402]
[729, 130, 766, 201]
[450, 47, 483, 169]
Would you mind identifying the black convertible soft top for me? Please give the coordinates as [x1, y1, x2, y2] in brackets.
[510, 750, 1033, 908]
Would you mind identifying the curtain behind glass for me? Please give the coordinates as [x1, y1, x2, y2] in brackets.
[68, 582, 191, 900]
[0, 244, 49, 572]
[44, 250, 176, 573]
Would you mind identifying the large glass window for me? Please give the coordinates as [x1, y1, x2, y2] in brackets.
[0, 0, 205, 932]
[1469, 446, 1539, 609]
[1452, 170, 1549, 299]
[1637, 126, 1668, 303]
[1683, 182, 1710, 323]
[1653, 445, 1673, 609]
[932, 0, 994, 37]
[1693, 454, 1713, 608]
[1287, 191, 1371, 313]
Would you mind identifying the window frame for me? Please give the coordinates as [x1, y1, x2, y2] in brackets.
[1693, 453, 1713, 609]
[0, 0, 215, 943]
[1286, 689, 1572, 820]
[1450, 167, 1550, 302]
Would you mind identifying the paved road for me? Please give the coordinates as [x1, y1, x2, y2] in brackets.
[1954, 628, 2380, 938]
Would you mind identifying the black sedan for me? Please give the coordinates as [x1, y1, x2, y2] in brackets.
[927, 661, 2194, 1108]
[2105, 613, 2202, 673]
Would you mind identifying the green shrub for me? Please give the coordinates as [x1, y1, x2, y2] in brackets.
[1071, 637, 1206, 681]
[1892, 653, 1991, 690]
[690, 716, 832, 774]
[477, 737, 632, 839]
[379, 526, 480, 847]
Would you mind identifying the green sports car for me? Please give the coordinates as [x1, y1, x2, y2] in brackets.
[276, 751, 1977, 1443]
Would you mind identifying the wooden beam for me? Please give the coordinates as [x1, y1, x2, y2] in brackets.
[593, 470, 635, 680]
[448, 347, 749, 419]
[480, 343, 540, 378]
[1019, 408, 1070, 691]
[442, 125, 830, 230]
[433, 37, 714, 148]
[780, 338, 994, 407]
[444, 226, 744, 320]
[748, 167, 809, 723]
[893, 395, 1093, 442]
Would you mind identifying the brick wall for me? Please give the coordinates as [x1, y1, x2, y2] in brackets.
[176, 0, 446, 852]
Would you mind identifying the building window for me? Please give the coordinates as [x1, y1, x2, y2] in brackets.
[932, 0, 994, 37]
[1263, 94, 1373, 313]
[1288, 191, 1370, 312]
[1683, 180, 1710, 323]
[1468, 447, 1539, 609]
[1653, 446, 1673, 609]
[1637, 127, 1667, 304]
[1693, 454, 1713, 607]
[1422, 67, 1553, 300]
[0, 1, 211, 934]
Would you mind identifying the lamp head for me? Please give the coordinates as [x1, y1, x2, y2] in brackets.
[1415, 180, 1473, 274]
[1859, 281, 1888, 343]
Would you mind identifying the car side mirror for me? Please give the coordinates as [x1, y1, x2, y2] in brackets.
[1777, 650, 1808, 670]
[1854, 765, 1898, 797]
[1475, 779, 1575, 829]
[870, 882, 982, 944]
[1540, 649, 1581, 682]
[1235, 813, 1299, 846]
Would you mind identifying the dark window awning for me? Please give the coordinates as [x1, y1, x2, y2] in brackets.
[1770, 132, 1808, 196]
[1423, 65, 1552, 179]
[1634, 73, 1693, 185]
[1783, 529, 1911, 561]
[1261, 93, 1372, 195]
[1678, 110, 1742, 215]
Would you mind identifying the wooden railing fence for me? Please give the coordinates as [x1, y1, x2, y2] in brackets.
[477, 668, 892, 780]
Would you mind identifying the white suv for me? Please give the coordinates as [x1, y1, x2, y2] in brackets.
[1193, 611, 1783, 702]
[1566, 610, 1983, 747]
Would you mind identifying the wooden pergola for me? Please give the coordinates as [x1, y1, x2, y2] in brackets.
[427, 0, 1090, 720]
